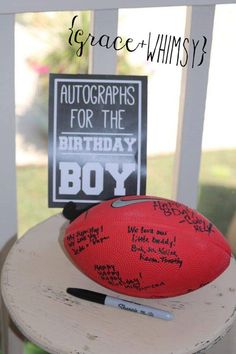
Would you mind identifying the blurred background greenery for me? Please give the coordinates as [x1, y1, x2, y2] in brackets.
[17, 149, 236, 237]
[2, 8, 235, 354]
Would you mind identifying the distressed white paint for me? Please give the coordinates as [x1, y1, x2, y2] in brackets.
[207, 322, 236, 353]
[89, 9, 118, 74]
[172, 6, 215, 208]
[0, 0, 236, 14]
[1, 214, 236, 354]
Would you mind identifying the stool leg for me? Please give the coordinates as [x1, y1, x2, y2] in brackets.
[0, 299, 25, 354]
[0, 296, 9, 353]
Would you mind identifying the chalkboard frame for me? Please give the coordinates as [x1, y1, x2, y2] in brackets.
[48, 73, 147, 210]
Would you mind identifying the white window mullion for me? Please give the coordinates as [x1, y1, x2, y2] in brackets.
[172, 5, 215, 208]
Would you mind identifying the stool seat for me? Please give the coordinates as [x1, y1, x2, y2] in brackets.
[1, 214, 236, 354]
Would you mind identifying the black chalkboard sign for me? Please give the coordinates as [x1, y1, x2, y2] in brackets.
[48, 74, 147, 210]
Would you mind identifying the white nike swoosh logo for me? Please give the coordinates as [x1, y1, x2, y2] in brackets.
[112, 197, 158, 208]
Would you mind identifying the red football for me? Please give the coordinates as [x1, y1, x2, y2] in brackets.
[64, 195, 232, 298]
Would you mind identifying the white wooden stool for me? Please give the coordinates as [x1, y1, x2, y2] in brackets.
[1, 214, 236, 354]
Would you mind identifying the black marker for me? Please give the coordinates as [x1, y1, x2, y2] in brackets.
[66, 288, 174, 320]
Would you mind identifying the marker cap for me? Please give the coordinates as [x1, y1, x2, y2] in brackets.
[67, 288, 106, 304]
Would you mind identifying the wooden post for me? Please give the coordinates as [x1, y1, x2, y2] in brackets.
[172, 5, 215, 208]
[0, 13, 24, 354]
[89, 9, 118, 74]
